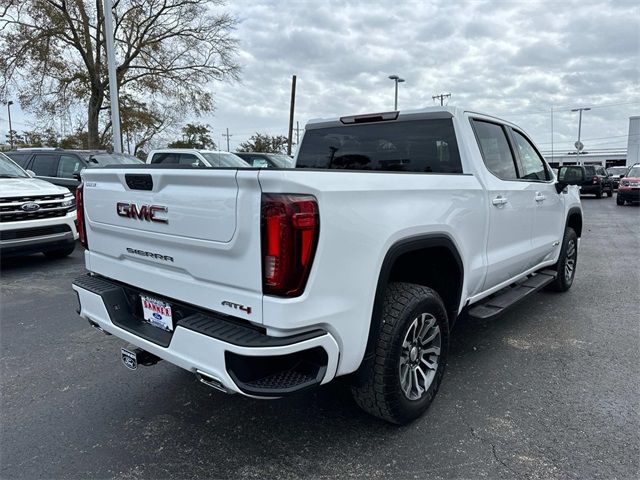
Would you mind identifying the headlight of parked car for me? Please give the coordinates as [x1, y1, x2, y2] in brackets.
[61, 193, 75, 207]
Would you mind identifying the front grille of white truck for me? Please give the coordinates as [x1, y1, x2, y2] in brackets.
[0, 194, 75, 222]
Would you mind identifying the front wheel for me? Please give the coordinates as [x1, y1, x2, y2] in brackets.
[607, 188, 613, 198]
[351, 282, 449, 424]
[546, 227, 578, 292]
[617, 196, 625, 206]
[595, 188, 603, 199]
[43, 244, 75, 259]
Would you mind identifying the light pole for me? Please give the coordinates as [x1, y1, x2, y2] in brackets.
[571, 107, 591, 157]
[103, 0, 122, 153]
[388, 75, 405, 110]
[6, 101, 14, 149]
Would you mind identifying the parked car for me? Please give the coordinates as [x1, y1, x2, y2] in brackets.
[146, 149, 249, 168]
[235, 152, 294, 168]
[616, 164, 640, 205]
[558, 164, 613, 198]
[72, 106, 582, 424]
[5, 148, 143, 191]
[607, 166, 628, 189]
[0, 152, 77, 258]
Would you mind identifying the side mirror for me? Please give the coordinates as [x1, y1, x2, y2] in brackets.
[72, 171, 82, 181]
[555, 181, 569, 194]
[26, 169, 36, 178]
[619, 175, 624, 179]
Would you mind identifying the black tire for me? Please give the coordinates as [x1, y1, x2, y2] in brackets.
[546, 227, 578, 292]
[595, 188, 603, 199]
[351, 282, 449, 424]
[43, 244, 75, 259]
[606, 188, 613, 198]
[616, 196, 625, 206]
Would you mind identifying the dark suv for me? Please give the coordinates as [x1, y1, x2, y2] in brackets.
[558, 165, 613, 198]
[5, 148, 142, 191]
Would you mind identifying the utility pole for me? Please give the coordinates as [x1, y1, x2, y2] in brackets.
[432, 93, 451, 106]
[287, 75, 297, 156]
[296, 121, 300, 148]
[103, 0, 122, 152]
[222, 128, 232, 151]
[550, 106, 554, 163]
[571, 107, 591, 157]
[6, 100, 14, 149]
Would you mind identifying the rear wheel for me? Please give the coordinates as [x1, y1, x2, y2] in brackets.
[595, 187, 603, 199]
[547, 227, 578, 292]
[607, 187, 613, 197]
[351, 282, 449, 424]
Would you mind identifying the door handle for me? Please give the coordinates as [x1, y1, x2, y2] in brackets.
[492, 196, 508, 206]
[535, 193, 546, 202]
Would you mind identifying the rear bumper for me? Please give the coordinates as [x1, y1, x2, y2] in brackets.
[579, 184, 601, 194]
[72, 274, 339, 397]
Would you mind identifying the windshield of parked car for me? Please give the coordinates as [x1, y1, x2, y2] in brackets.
[0, 152, 29, 178]
[295, 119, 462, 173]
[626, 166, 640, 178]
[86, 152, 144, 166]
[202, 152, 249, 168]
[267, 154, 294, 168]
[607, 167, 627, 176]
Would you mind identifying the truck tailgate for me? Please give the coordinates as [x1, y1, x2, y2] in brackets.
[81, 168, 264, 323]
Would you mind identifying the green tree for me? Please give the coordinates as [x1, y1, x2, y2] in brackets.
[237, 133, 290, 153]
[168, 123, 216, 149]
[1, 0, 240, 149]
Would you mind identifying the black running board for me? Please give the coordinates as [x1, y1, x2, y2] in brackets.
[467, 269, 557, 320]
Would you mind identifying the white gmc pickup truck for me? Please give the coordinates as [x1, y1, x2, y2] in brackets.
[73, 107, 582, 424]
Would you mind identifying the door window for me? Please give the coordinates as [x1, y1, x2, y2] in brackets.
[512, 130, 549, 181]
[30, 154, 59, 177]
[57, 155, 82, 178]
[472, 120, 518, 180]
[178, 153, 200, 165]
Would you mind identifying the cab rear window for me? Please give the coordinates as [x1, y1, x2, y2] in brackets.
[296, 119, 462, 173]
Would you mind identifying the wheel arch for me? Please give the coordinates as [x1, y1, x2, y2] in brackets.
[354, 234, 464, 383]
[566, 207, 583, 237]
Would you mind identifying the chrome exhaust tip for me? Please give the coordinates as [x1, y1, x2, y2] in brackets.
[195, 370, 228, 393]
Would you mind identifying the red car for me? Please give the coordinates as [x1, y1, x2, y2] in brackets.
[617, 164, 640, 205]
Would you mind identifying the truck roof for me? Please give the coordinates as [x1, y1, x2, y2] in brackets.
[306, 106, 522, 131]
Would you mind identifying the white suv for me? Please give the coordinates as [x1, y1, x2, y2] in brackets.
[0, 152, 78, 258]
[146, 149, 249, 168]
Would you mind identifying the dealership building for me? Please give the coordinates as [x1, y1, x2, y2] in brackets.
[544, 116, 639, 169]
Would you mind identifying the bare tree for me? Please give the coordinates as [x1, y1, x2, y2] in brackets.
[0, 0, 239, 148]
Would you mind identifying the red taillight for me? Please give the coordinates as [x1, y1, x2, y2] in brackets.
[76, 183, 88, 248]
[592, 176, 599, 184]
[261, 194, 319, 297]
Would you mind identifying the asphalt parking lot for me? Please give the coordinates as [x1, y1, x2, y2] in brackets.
[1, 197, 638, 479]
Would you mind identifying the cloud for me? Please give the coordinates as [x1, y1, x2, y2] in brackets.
[4, 0, 639, 153]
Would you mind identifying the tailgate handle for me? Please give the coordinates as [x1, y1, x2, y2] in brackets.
[125, 174, 153, 191]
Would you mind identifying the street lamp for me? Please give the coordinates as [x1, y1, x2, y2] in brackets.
[388, 75, 405, 110]
[571, 107, 591, 157]
[6, 101, 14, 149]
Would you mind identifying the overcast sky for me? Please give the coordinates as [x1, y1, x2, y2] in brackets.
[2, 0, 639, 153]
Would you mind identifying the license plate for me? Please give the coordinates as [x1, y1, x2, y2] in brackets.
[140, 295, 173, 331]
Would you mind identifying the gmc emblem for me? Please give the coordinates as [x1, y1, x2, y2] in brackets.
[117, 202, 168, 223]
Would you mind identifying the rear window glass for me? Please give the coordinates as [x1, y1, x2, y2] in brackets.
[584, 166, 596, 175]
[295, 119, 462, 173]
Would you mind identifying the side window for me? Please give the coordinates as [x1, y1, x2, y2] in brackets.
[57, 155, 82, 178]
[472, 120, 518, 180]
[512, 130, 549, 181]
[5, 153, 30, 167]
[178, 153, 200, 166]
[249, 156, 269, 168]
[558, 166, 584, 182]
[596, 167, 606, 176]
[30, 154, 59, 177]
[151, 153, 178, 164]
